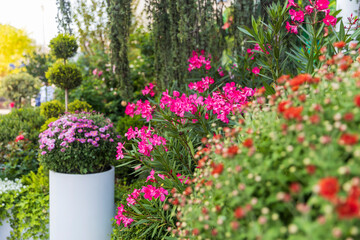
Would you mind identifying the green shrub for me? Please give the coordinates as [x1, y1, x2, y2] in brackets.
[116, 115, 143, 136]
[112, 179, 150, 240]
[8, 167, 49, 239]
[68, 99, 92, 113]
[49, 33, 78, 60]
[0, 72, 41, 108]
[40, 100, 64, 119]
[46, 61, 82, 90]
[40, 117, 58, 132]
[0, 108, 45, 145]
[0, 134, 39, 180]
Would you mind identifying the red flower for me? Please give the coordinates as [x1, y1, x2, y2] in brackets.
[278, 100, 291, 113]
[290, 182, 302, 194]
[354, 95, 360, 107]
[336, 198, 360, 219]
[306, 165, 316, 175]
[227, 145, 239, 157]
[277, 75, 290, 85]
[339, 133, 358, 146]
[333, 41, 346, 49]
[318, 177, 339, 200]
[211, 163, 224, 175]
[9, 102, 15, 108]
[309, 114, 320, 124]
[283, 106, 303, 120]
[343, 113, 354, 122]
[242, 138, 253, 148]
[289, 74, 312, 88]
[234, 207, 245, 219]
[15, 134, 24, 142]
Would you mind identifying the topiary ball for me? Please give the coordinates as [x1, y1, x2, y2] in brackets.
[68, 100, 92, 113]
[46, 61, 82, 90]
[49, 34, 78, 60]
[40, 100, 64, 119]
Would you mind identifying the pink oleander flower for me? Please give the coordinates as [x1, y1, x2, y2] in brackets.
[305, 5, 314, 14]
[252, 67, 261, 75]
[289, 9, 305, 22]
[92, 68, 98, 76]
[286, 21, 299, 34]
[125, 126, 138, 140]
[323, 15, 337, 26]
[177, 173, 191, 184]
[142, 83, 155, 97]
[188, 50, 212, 72]
[287, 0, 298, 8]
[116, 142, 125, 160]
[146, 169, 156, 182]
[115, 204, 134, 227]
[315, 0, 329, 10]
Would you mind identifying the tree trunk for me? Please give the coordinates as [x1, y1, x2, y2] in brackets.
[65, 89, 68, 112]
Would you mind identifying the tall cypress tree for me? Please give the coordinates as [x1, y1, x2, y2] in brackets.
[107, 0, 133, 99]
[56, 0, 73, 35]
[146, 0, 227, 90]
[232, 0, 254, 54]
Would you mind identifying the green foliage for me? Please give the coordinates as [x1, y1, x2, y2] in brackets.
[68, 99, 92, 113]
[0, 72, 41, 108]
[116, 115, 143, 135]
[39, 112, 119, 174]
[238, 2, 295, 84]
[25, 51, 54, 84]
[40, 117, 59, 133]
[107, 0, 133, 99]
[0, 136, 39, 180]
[112, 179, 154, 240]
[8, 167, 49, 239]
[46, 61, 83, 90]
[146, 0, 226, 91]
[0, 108, 45, 145]
[49, 33, 78, 60]
[40, 100, 65, 119]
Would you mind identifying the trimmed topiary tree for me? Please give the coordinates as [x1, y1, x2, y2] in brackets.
[0, 72, 41, 108]
[47, 34, 81, 111]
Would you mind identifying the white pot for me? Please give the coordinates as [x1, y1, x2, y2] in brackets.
[50, 166, 115, 240]
[0, 217, 11, 239]
[336, 0, 359, 27]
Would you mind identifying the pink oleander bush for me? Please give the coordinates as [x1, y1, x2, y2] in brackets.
[39, 111, 119, 174]
[113, 50, 256, 239]
[172, 42, 360, 239]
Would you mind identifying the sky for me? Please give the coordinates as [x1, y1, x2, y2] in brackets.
[0, 0, 58, 49]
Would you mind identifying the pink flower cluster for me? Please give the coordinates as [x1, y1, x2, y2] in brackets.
[286, 0, 337, 34]
[204, 83, 255, 123]
[188, 50, 211, 72]
[92, 68, 103, 77]
[39, 113, 115, 155]
[124, 126, 167, 157]
[188, 76, 215, 93]
[125, 99, 154, 122]
[247, 43, 270, 60]
[125, 185, 169, 206]
[141, 83, 155, 97]
[115, 204, 134, 227]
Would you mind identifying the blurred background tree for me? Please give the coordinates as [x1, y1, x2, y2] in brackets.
[0, 24, 34, 77]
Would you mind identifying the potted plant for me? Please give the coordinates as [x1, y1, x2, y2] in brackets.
[39, 111, 118, 240]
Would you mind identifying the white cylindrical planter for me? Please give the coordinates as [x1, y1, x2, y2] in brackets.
[50, 166, 115, 240]
[336, 0, 359, 27]
[0, 217, 12, 239]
